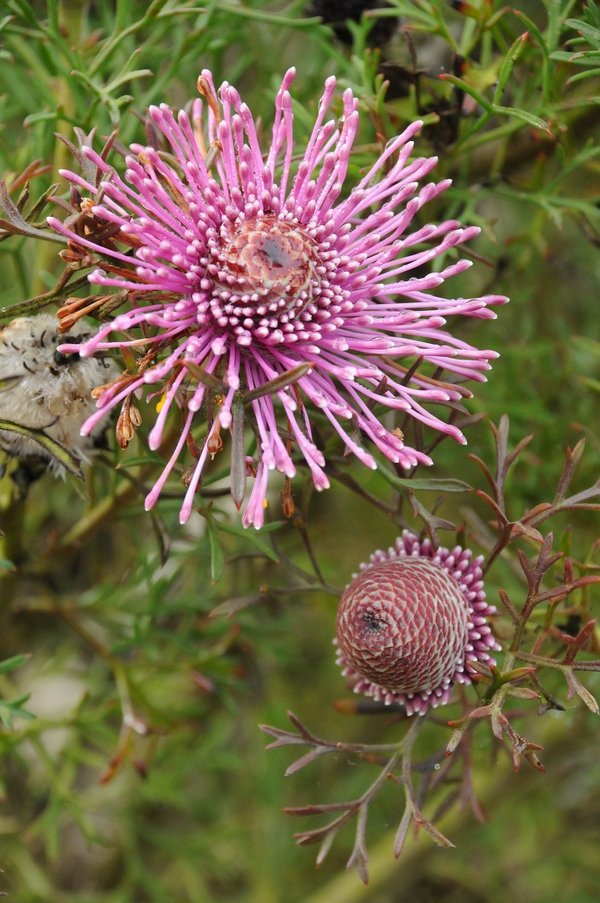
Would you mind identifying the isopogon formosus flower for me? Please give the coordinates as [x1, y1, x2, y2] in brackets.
[48, 70, 507, 528]
[335, 530, 501, 715]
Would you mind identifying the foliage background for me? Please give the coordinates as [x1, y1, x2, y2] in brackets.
[0, 0, 599, 900]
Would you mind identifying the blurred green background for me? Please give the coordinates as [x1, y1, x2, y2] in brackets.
[0, 0, 600, 900]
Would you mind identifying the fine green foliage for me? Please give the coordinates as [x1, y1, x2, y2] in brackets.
[0, 1, 600, 901]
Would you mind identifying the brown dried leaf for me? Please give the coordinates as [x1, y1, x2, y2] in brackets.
[564, 668, 600, 714]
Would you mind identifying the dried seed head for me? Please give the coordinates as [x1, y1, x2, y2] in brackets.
[0, 314, 119, 473]
[335, 530, 501, 716]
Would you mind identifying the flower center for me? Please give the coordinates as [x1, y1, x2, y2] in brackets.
[212, 215, 320, 315]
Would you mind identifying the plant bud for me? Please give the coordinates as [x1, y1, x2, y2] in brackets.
[335, 531, 501, 715]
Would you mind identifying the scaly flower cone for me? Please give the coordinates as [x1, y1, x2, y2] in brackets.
[336, 530, 501, 715]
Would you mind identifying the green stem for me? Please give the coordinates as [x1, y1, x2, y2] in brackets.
[30, 2, 88, 296]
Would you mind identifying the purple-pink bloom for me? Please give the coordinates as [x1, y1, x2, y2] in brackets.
[48, 70, 506, 528]
[335, 530, 501, 716]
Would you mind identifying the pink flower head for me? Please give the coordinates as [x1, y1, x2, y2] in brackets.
[48, 70, 506, 528]
[335, 530, 501, 715]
